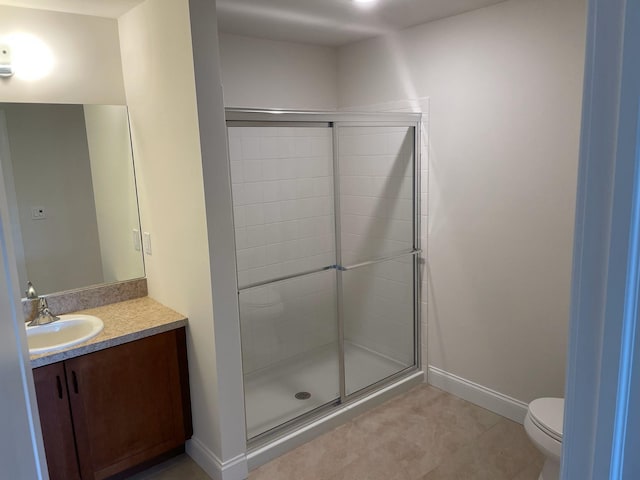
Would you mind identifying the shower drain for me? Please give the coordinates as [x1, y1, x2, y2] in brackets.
[295, 392, 311, 400]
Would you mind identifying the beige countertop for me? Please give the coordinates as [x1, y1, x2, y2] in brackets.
[30, 297, 188, 368]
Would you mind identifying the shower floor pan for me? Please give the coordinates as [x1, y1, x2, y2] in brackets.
[243, 341, 409, 439]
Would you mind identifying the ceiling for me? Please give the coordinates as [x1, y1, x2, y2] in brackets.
[0, 0, 507, 46]
[216, 0, 507, 46]
[0, 0, 144, 18]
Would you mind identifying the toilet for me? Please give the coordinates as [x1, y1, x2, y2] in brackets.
[524, 397, 564, 480]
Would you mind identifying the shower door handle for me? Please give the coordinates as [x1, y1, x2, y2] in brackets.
[239, 264, 337, 291]
[238, 249, 421, 291]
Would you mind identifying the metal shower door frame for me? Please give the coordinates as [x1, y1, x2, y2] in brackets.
[331, 119, 422, 403]
[226, 108, 422, 442]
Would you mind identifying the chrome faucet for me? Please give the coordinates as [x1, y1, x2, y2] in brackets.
[29, 298, 60, 326]
[25, 282, 60, 326]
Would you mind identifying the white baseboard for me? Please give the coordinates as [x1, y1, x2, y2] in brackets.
[427, 366, 528, 424]
[186, 436, 248, 480]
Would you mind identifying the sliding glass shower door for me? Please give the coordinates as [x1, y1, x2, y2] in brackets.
[227, 112, 420, 441]
[336, 125, 418, 396]
[228, 123, 340, 438]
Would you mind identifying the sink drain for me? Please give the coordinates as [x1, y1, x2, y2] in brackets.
[295, 392, 311, 400]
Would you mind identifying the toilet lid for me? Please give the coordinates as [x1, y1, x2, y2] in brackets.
[528, 397, 564, 442]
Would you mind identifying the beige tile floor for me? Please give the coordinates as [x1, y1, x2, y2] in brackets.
[136, 385, 543, 480]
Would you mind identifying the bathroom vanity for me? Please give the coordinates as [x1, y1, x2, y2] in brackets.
[30, 298, 191, 480]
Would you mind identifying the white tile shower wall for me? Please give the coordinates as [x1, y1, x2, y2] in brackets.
[338, 126, 414, 265]
[338, 126, 416, 364]
[229, 126, 335, 287]
[228, 127, 337, 373]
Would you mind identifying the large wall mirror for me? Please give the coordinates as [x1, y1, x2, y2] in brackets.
[0, 103, 145, 297]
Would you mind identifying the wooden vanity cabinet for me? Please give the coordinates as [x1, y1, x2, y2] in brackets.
[32, 362, 82, 480]
[33, 328, 192, 480]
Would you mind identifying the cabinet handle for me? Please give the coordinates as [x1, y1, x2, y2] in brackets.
[55, 375, 63, 399]
[71, 371, 79, 394]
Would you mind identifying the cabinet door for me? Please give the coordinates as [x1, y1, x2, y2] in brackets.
[66, 329, 190, 480]
[32, 362, 82, 480]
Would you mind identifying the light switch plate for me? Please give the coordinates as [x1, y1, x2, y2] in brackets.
[143, 232, 152, 255]
[133, 229, 141, 251]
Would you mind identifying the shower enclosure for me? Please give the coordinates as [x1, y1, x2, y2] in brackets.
[226, 110, 421, 443]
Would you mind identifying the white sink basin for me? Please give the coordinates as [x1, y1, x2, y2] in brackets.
[27, 314, 104, 355]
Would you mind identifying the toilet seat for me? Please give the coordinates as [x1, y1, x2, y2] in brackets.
[524, 397, 564, 480]
[528, 397, 564, 442]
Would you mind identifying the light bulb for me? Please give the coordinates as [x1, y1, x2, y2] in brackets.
[5, 33, 54, 81]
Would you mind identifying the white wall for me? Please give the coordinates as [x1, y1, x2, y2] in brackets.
[189, 0, 249, 474]
[218, 33, 338, 110]
[0, 5, 125, 105]
[119, 0, 247, 477]
[84, 104, 144, 284]
[118, 0, 220, 458]
[338, 0, 587, 402]
[2, 103, 104, 294]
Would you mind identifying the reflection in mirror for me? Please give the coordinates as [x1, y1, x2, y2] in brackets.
[0, 103, 145, 296]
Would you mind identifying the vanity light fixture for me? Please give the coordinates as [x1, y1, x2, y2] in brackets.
[4, 34, 54, 81]
[0, 44, 14, 77]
